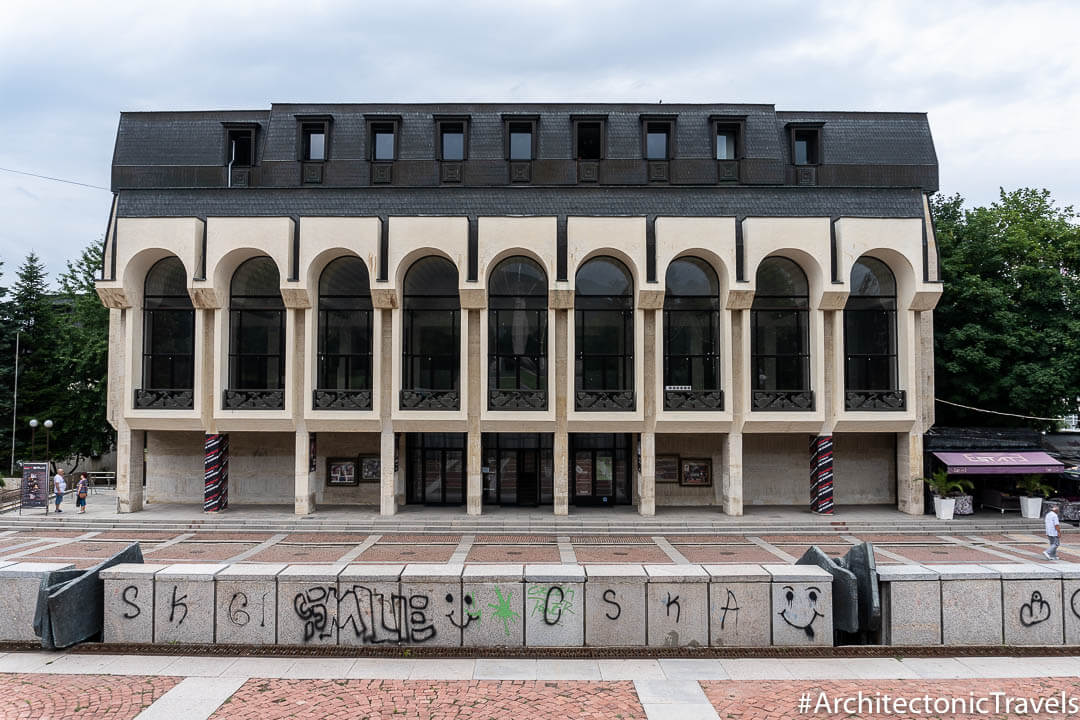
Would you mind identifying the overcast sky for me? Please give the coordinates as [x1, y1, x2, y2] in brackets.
[1, 0, 1078, 283]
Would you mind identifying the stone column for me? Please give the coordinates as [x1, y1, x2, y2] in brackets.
[115, 421, 144, 513]
[721, 431, 743, 516]
[395, 431, 407, 506]
[380, 428, 397, 516]
[552, 300, 570, 515]
[466, 308, 483, 515]
[638, 431, 656, 516]
[897, 430, 925, 515]
[203, 432, 229, 512]
[294, 427, 316, 515]
[809, 435, 834, 515]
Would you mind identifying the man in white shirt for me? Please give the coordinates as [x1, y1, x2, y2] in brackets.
[1044, 503, 1061, 561]
[52, 468, 66, 514]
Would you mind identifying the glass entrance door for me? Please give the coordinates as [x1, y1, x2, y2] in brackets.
[570, 433, 632, 506]
[407, 433, 466, 505]
[482, 433, 553, 507]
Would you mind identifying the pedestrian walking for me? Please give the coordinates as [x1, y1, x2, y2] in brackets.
[52, 468, 66, 514]
[1044, 502, 1061, 561]
[76, 472, 89, 514]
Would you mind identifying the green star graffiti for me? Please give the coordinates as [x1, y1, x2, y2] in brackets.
[488, 585, 520, 637]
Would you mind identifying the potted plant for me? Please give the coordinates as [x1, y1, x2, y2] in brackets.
[1016, 474, 1054, 519]
[924, 469, 974, 520]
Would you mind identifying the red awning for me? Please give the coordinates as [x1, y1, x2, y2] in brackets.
[932, 451, 1065, 475]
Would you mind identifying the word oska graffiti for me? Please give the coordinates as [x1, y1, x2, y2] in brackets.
[527, 585, 575, 625]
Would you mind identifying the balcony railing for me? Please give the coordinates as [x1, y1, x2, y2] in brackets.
[575, 390, 636, 412]
[751, 390, 814, 411]
[223, 389, 285, 410]
[134, 388, 194, 410]
[845, 390, 906, 411]
[313, 389, 373, 411]
[663, 389, 724, 411]
[400, 389, 460, 410]
[488, 389, 548, 411]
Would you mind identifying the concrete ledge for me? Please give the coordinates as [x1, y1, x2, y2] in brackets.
[0, 562, 75, 642]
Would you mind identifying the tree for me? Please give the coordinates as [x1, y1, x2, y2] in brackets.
[932, 188, 1080, 430]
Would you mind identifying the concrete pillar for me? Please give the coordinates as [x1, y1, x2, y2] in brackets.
[810, 435, 835, 515]
[294, 428, 316, 515]
[638, 431, 655, 516]
[115, 421, 144, 513]
[467, 430, 482, 516]
[395, 431, 406, 506]
[553, 430, 569, 515]
[897, 430, 925, 515]
[380, 428, 397, 516]
[553, 307, 569, 515]
[203, 433, 229, 512]
[721, 432, 743, 516]
[466, 308, 482, 516]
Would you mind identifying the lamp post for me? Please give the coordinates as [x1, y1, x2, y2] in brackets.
[29, 419, 38, 460]
[44, 420, 53, 466]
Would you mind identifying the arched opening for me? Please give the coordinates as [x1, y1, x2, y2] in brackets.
[574, 255, 635, 411]
[487, 255, 548, 411]
[226, 256, 285, 408]
[401, 256, 460, 409]
[138, 257, 195, 408]
[751, 257, 812, 410]
[315, 256, 373, 410]
[844, 256, 902, 410]
[663, 257, 722, 410]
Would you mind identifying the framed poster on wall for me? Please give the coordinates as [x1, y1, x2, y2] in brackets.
[655, 455, 679, 484]
[680, 458, 712, 487]
[358, 455, 381, 483]
[327, 458, 358, 487]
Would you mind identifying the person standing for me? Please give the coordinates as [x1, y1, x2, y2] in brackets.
[52, 468, 66, 514]
[1044, 503, 1061, 560]
[75, 472, 89, 514]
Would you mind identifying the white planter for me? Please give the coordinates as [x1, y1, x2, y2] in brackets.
[1020, 496, 1044, 519]
[934, 496, 956, 520]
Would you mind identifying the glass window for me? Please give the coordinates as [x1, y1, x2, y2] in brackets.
[403, 256, 460, 391]
[576, 121, 602, 160]
[664, 257, 721, 393]
[646, 122, 669, 160]
[227, 130, 253, 166]
[751, 257, 810, 392]
[793, 128, 819, 165]
[441, 122, 465, 161]
[318, 257, 373, 391]
[575, 257, 633, 394]
[372, 123, 395, 161]
[509, 122, 532, 160]
[488, 257, 547, 398]
[142, 257, 194, 390]
[844, 257, 898, 391]
[229, 257, 284, 390]
[302, 123, 326, 161]
[716, 129, 736, 160]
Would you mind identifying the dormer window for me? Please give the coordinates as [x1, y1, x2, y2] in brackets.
[574, 119, 604, 160]
[225, 128, 254, 167]
[370, 122, 397, 161]
[716, 125, 737, 160]
[508, 121, 534, 160]
[792, 127, 821, 165]
[440, 122, 465, 161]
[645, 122, 671, 160]
[302, 123, 326, 161]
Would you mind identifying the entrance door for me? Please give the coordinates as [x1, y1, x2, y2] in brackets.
[407, 433, 466, 505]
[570, 433, 631, 506]
[497, 449, 540, 507]
[482, 433, 553, 507]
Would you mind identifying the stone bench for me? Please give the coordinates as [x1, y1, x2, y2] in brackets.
[0, 562, 74, 642]
[877, 564, 941, 646]
[704, 564, 772, 647]
[762, 564, 834, 646]
[100, 563, 169, 644]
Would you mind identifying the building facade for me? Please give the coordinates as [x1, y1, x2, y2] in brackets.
[96, 103, 941, 516]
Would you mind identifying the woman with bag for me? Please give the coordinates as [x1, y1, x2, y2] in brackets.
[75, 472, 89, 513]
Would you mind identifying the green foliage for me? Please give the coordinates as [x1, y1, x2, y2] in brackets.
[923, 469, 974, 497]
[932, 189, 1080, 430]
[1016, 473, 1055, 498]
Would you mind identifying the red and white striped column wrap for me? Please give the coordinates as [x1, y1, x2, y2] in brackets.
[204, 433, 229, 512]
[809, 434, 834, 514]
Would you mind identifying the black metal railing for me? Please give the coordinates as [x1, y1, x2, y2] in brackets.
[488, 389, 548, 411]
[134, 388, 195, 410]
[664, 390, 724, 411]
[575, 390, 636, 412]
[223, 389, 285, 410]
[845, 390, 906, 411]
[751, 390, 814, 411]
[399, 389, 460, 410]
[313, 389, 373, 411]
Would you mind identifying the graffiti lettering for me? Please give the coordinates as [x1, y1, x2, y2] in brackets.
[229, 592, 251, 627]
[664, 592, 681, 624]
[719, 589, 739, 631]
[602, 589, 621, 620]
[1071, 588, 1080, 621]
[1019, 590, 1052, 627]
[121, 585, 140, 619]
[294, 586, 334, 642]
[528, 585, 575, 626]
[335, 585, 437, 644]
[168, 586, 188, 626]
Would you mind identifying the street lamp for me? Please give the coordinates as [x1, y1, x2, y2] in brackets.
[28, 419, 38, 460]
[43, 420, 53, 465]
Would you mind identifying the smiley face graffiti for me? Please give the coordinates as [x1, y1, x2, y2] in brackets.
[778, 585, 824, 639]
[445, 592, 481, 629]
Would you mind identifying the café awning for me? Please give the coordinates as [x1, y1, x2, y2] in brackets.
[931, 451, 1065, 475]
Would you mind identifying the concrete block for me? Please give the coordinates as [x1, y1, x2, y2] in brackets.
[986, 564, 1063, 646]
[100, 563, 168, 644]
[645, 565, 709, 648]
[936, 565, 1002, 646]
[337, 564, 404, 646]
[763, 564, 834, 646]
[462, 564, 524, 647]
[703, 565, 771, 647]
[584, 565, 646, 647]
[0, 562, 75, 642]
[524, 564, 585, 647]
[154, 564, 226, 644]
[277, 565, 343, 646]
[876, 565, 941, 646]
[1065, 578, 1080, 645]
[399, 564, 464, 647]
[214, 564, 287, 645]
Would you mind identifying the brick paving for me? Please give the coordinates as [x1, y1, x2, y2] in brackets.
[674, 544, 786, 563]
[244, 544, 351, 563]
[356, 544, 457, 563]
[208, 679, 646, 720]
[573, 545, 674, 563]
[0, 673, 179, 719]
[188, 532, 276, 542]
[23, 540, 136, 559]
[671, 534, 754, 544]
[758, 534, 848, 544]
[378, 534, 462, 544]
[147, 542, 261, 562]
[465, 545, 561, 563]
[473, 535, 557, 544]
[702, 678, 1080, 719]
[282, 533, 370, 544]
[569, 535, 655, 544]
[882, 545, 1018, 563]
[92, 530, 186, 541]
